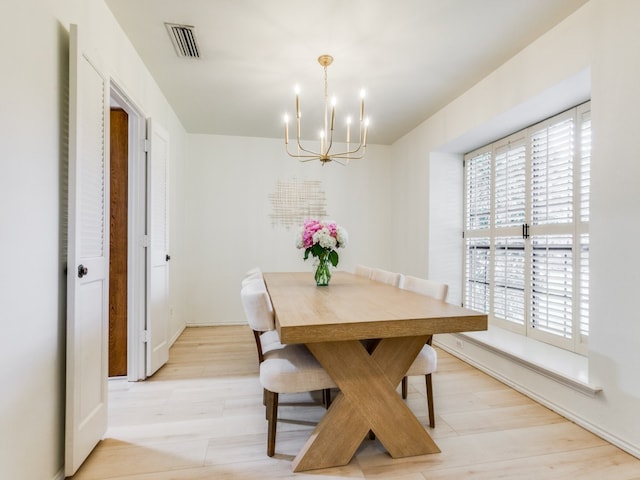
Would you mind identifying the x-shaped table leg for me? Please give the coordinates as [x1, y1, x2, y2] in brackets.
[292, 335, 440, 472]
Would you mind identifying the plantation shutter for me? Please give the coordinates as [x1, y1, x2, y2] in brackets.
[494, 139, 526, 227]
[531, 114, 574, 226]
[464, 237, 491, 314]
[465, 150, 491, 231]
[577, 106, 591, 343]
[463, 102, 590, 353]
[464, 148, 491, 314]
[494, 237, 526, 326]
[530, 234, 574, 339]
[492, 136, 526, 327]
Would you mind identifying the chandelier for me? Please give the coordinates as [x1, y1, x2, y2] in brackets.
[284, 55, 369, 165]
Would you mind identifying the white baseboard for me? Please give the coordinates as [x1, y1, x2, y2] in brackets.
[184, 321, 246, 327]
[169, 323, 186, 347]
[435, 335, 640, 461]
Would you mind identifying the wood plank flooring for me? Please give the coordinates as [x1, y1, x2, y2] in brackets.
[70, 326, 640, 479]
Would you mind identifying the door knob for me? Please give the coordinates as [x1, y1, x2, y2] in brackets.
[77, 264, 88, 278]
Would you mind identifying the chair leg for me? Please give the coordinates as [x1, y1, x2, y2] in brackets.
[266, 390, 279, 457]
[323, 388, 332, 409]
[425, 373, 435, 428]
[401, 376, 408, 399]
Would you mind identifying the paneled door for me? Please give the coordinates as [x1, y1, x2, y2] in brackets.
[65, 24, 110, 476]
[146, 119, 170, 376]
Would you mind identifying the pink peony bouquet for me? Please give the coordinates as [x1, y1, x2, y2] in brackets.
[295, 219, 348, 285]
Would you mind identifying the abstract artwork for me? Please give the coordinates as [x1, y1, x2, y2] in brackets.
[269, 178, 328, 228]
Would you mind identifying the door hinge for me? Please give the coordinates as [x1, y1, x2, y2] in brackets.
[142, 330, 150, 343]
[144, 139, 150, 152]
[141, 235, 150, 248]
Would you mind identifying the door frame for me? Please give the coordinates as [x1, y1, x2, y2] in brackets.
[110, 79, 147, 381]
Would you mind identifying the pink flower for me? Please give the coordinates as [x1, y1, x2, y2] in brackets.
[296, 218, 348, 252]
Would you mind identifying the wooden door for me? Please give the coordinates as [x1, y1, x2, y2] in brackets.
[65, 24, 110, 476]
[109, 108, 128, 377]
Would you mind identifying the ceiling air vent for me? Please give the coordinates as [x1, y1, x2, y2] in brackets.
[165, 23, 200, 58]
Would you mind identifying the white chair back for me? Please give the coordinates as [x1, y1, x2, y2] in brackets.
[244, 267, 262, 278]
[401, 275, 448, 301]
[241, 268, 263, 287]
[371, 268, 402, 287]
[240, 280, 275, 332]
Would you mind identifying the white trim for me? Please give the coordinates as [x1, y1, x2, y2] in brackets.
[185, 322, 247, 327]
[110, 79, 148, 381]
[435, 327, 600, 396]
[52, 469, 65, 480]
[169, 323, 186, 347]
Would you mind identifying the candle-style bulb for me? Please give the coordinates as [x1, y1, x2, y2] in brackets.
[363, 118, 370, 146]
[284, 114, 289, 144]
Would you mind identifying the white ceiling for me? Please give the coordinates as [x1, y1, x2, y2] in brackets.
[105, 0, 588, 145]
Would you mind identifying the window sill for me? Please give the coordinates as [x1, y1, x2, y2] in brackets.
[436, 326, 602, 397]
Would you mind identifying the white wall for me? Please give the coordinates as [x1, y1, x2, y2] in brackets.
[588, 0, 640, 441]
[0, 0, 187, 478]
[391, 0, 640, 457]
[184, 134, 392, 324]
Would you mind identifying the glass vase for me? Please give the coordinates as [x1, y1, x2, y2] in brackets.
[314, 257, 332, 286]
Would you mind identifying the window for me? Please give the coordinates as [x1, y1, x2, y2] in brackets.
[463, 102, 590, 354]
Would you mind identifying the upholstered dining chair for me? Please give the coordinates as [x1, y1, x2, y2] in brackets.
[354, 264, 374, 279]
[371, 267, 402, 287]
[240, 280, 337, 457]
[399, 275, 449, 428]
[240, 270, 283, 358]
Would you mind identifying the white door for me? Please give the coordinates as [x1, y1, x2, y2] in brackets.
[146, 119, 170, 376]
[65, 24, 110, 476]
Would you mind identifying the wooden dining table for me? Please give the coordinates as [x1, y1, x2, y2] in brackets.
[262, 271, 488, 472]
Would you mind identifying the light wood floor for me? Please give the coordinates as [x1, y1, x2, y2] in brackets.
[70, 325, 640, 479]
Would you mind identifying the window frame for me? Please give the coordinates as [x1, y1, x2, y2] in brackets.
[463, 102, 590, 355]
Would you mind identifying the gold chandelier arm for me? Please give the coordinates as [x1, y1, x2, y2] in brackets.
[295, 138, 322, 156]
[325, 128, 335, 156]
[285, 142, 320, 160]
[331, 149, 366, 161]
[335, 139, 366, 156]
